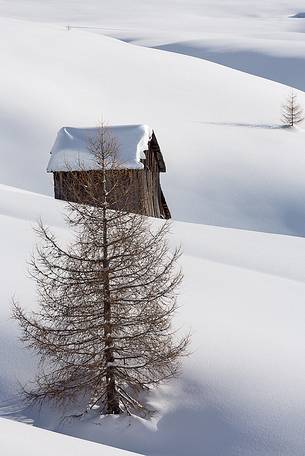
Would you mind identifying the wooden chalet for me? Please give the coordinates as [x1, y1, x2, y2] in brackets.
[47, 125, 171, 219]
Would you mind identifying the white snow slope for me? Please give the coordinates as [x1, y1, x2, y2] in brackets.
[0, 417, 138, 456]
[1, 185, 305, 456]
[1, 2, 305, 455]
[0, 15, 305, 235]
[0, 1, 305, 90]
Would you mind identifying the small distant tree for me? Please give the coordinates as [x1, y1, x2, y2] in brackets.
[281, 89, 304, 127]
[13, 125, 189, 417]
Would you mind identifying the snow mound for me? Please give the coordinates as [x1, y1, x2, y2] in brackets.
[290, 12, 305, 18]
[47, 125, 153, 172]
[1, 185, 305, 455]
[2, 18, 305, 235]
[0, 417, 139, 456]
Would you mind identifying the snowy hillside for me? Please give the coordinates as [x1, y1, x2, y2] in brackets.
[1, 185, 305, 456]
[1, 0, 305, 90]
[1, 16, 305, 235]
[1, 2, 305, 455]
[0, 417, 139, 456]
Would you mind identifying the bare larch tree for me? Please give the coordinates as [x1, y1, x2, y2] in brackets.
[13, 126, 189, 416]
[281, 89, 304, 127]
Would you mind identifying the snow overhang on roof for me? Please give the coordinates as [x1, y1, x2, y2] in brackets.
[47, 124, 158, 173]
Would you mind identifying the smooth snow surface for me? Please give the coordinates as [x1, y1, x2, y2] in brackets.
[290, 12, 305, 18]
[0, 418, 139, 456]
[0, 16, 305, 235]
[1, 186, 305, 456]
[47, 125, 153, 172]
[1, 1, 305, 90]
[1, 2, 305, 455]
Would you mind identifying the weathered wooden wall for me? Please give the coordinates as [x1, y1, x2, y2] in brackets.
[53, 141, 171, 219]
[53, 168, 170, 219]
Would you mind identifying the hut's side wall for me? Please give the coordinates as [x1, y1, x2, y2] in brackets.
[53, 168, 170, 219]
[144, 147, 171, 219]
[52, 141, 171, 219]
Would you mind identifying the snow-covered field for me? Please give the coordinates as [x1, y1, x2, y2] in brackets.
[0, 417, 138, 456]
[1, 14, 305, 235]
[1, 1, 305, 455]
[1, 185, 305, 456]
[1, 0, 305, 89]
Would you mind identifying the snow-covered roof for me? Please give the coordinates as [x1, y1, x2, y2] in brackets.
[47, 125, 158, 172]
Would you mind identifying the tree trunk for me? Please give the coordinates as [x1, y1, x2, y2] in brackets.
[102, 175, 120, 414]
[103, 263, 120, 414]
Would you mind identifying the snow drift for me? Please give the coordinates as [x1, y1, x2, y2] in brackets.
[0, 417, 138, 456]
[1, 185, 305, 456]
[0, 17, 305, 235]
[0, 2, 305, 455]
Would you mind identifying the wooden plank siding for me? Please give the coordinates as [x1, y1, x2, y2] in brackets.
[52, 139, 171, 219]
